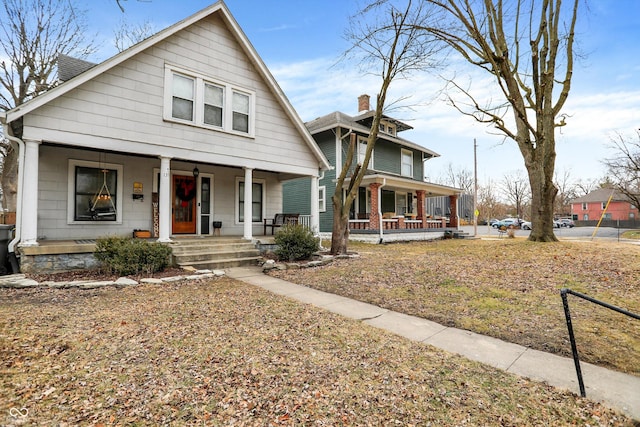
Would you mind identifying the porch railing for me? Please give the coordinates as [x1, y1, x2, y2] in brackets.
[298, 214, 311, 229]
[347, 216, 448, 230]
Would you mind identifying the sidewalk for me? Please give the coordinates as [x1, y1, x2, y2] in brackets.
[227, 266, 639, 421]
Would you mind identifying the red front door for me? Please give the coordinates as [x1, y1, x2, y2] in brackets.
[172, 175, 197, 234]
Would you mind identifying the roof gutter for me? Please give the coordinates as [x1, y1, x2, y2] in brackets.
[1, 119, 24, 270]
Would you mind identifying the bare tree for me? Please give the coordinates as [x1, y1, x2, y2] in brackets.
[602, 131, 640, 210]
[114, 19, 155, 52]
[501, 170, 530, 220]
[440, 162, 474, 194]
[553, 167, 577, 217]
[331, 0, 442, 254]
[0, 0, 96, 211]
[408, 0, 580, 241]
[477, 178, 502, 222]
[574, 177, 605, 196]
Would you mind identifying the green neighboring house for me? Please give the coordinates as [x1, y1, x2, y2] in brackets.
[284, 94, 462, 240]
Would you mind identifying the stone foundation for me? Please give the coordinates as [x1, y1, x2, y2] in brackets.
[18, 252, 99, 274]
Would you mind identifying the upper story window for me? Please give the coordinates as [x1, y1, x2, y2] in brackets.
[204, 83, 224, 127]
[165, 65, 254, 136]
[172, 74, 195, 121]
[582, 202, 587, 210]
[357, 136, 373, 168]
[401, 149, 413, 177]
[379, 120, 396, 136]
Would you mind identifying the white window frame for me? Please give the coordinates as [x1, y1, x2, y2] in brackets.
[164, 64, 255, 137]
[401, 149, 413, 177]
[582, 202, 587, 210]
[319, 185, 326, 212]
[67, 159, 124, 225]
[235, 177, 266, 224]
[357, 136, 373, 169]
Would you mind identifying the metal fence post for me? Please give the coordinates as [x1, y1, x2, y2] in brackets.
[560, 288, 586, 397]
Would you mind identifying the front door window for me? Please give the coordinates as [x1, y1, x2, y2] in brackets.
[173, 175, 197, 233]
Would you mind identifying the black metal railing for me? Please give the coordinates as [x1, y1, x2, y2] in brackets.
[560, 288, 639, 397]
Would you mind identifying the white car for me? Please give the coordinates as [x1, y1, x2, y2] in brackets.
[521, 220, 561, 230]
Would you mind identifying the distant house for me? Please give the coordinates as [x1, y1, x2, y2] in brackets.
[0, 1, 330, 272]
[283, 94, 462, 241]
[570, 188, 638, 223]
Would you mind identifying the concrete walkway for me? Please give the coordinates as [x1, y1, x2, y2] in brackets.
[227, 266, 639, 421]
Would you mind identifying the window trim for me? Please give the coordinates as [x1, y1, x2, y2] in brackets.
[319, 185, 326, 212]
[164, 64, 255, 137]
[67, 159, 124, 225]
[401, 148, 413, 177]
[357, 136, 373, 169]
[235, 177, 266, 224]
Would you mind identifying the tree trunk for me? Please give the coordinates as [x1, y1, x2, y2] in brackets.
[330, 197, 350, 254]
[0, 143, 18, 212]
[527, 160, 558, 242]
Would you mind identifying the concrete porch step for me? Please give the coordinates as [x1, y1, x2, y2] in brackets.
[168, 237, 262, 270]
[178, 256, 262, 270]
[173, 249, 261, 263]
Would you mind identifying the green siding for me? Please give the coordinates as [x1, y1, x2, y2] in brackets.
[282, 178, 311, 215]
[374, 139, 399, 174]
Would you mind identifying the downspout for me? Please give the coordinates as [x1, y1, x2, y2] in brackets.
[378, 178, 386, 243]
[2, 123, 25, 273]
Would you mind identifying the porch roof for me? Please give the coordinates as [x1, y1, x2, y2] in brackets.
[342, 173, 462, 196]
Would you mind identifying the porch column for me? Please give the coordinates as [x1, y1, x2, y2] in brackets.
[20, 139, 40, 246]
[449, 194, 459, 228]
[369, 183, 381, 230]
[243, 167, 253, 240]
[158, 156, 172, 242]
[310, 174, 320, 234]
[416, 190, 426, 228]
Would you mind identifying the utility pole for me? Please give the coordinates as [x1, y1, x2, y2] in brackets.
[473, 138, 478, 237]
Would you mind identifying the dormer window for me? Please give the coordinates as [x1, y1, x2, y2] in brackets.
[379, 120, 396, 136]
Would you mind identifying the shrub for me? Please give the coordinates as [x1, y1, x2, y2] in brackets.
[274, 224, 319, 262]
[94, 236, 172, 275]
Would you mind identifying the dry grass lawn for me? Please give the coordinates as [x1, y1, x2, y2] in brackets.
[270, 238, 640, 376]
[0, 278, 634, 425]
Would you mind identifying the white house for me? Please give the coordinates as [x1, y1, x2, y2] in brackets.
[0, 1, 330, 272]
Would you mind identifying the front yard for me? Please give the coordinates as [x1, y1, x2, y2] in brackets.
[271, 239, 640, 376]
[0, 277, 633, 425]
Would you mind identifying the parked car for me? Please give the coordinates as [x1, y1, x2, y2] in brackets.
[492, 218, 520, 229]
[558, 218, 575, 227]
[521, 220, 562, 230]
[488, 218, 500, 226]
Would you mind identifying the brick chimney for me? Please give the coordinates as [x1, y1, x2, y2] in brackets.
[358, 94, 370, 113]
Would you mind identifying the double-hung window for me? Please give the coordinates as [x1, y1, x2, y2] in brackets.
[401, 149, 413, 177]
[165, 65, 254, 136]
[237, 179, 265, 223]
[172, 74, 195, 121]
[232, 91, 250, 132]
[204, 83, 224, 127]
[357, 136, 373, 168]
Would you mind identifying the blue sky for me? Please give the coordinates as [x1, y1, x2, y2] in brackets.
[85, 0, 640, 187]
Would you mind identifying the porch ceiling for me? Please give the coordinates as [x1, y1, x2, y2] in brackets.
[342, 173, 462, 196]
